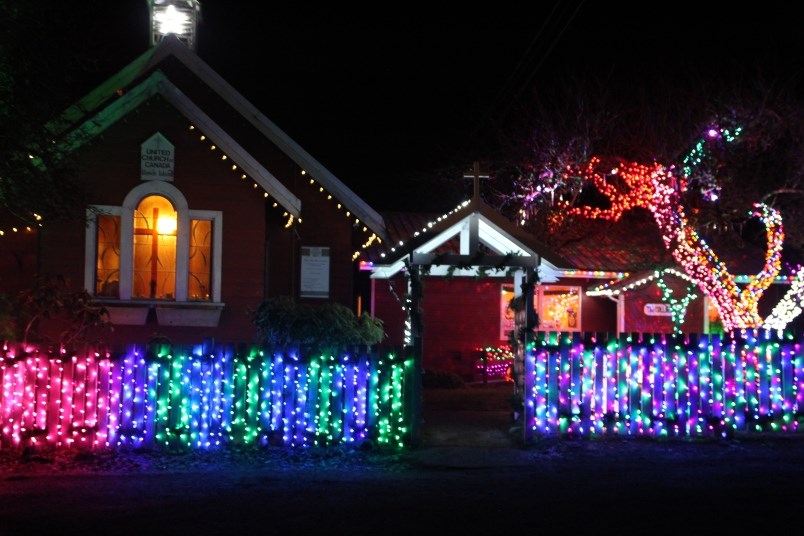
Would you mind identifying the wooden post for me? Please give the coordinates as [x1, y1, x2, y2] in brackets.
[409, 264, 424, 447]
[521, 266, 537, 444]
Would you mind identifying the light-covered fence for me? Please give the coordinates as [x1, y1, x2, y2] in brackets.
[4, 331, 802, 452]
[0, 342, 414, 451]
[524, 330, 803, 441]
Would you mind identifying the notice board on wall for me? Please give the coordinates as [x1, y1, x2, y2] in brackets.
[300, 246, 330, 299]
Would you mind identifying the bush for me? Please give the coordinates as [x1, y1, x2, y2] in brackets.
[0, 293, 18, 341]
[14, 274, 112, 350]
[251, 296, 386, 356]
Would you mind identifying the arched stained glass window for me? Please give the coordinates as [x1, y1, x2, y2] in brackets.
[132, 195, 177, 299]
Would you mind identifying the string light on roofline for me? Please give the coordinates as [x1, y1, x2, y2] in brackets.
[379, 200, 473, 258]
[188, 123, 294, 227]
[562, 270, 628, 280]
[0, 225, 37, 238]
[587, 267, 696, 297]
[304, 175, 385, 262]
[0, 211, 42, 237]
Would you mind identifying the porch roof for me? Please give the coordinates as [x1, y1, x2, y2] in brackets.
[368, 196, 575, 282]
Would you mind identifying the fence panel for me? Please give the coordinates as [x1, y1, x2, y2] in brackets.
[3, 333, 803, 450]
[0, 343, 413, 451]
[521, 330, 804, 440]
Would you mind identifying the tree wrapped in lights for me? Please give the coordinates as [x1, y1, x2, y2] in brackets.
[489, 69, 804, 262]
[552, 155, 803, 332]
[763, 267, 804, 330]
[489, 80, 804, 332]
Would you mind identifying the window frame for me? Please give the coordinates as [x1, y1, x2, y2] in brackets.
[536, 284, 582, 332]
[84, 181, 223, 304]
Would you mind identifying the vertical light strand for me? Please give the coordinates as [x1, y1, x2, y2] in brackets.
[0, 355, 12, 448]
[580, 341, 595, 436]
[778, 339, 793, 431]
[342, 359, 356, 444]
[548, 341, 561, 434]
[568, 335, 581, 435]
[210, 351, 224, 447]
[388, 360, 406, 448]
[23, 355, 39, 448]
[793, 342, 802, 432]
[154, 353, 171, 447]
[688, 343, 702, 436]
[132, 354, 148, 448]
[119, 353, 136, 447]
[8, 360, 24, 446]
[532, 345, 547, 434]
[245, 351, 261, 446]
[676, 343, 689, 436]
[188, 354, 203, 448]
[280, 361, 294, 446]
[617, 337, 629, 435]
[710, 334, 725, 435]
[257, 350, 272, 446]
[315, 362, 332, 446]
[650, 339, 664, 437]
[329, 362, 345, 445]
[353, 356, 369, 443]
[744, 341, 760, 430]
[59, 354, 75, 447]
[107, 351, 125, 447]
[96, 356, 112, 447]
[84, 354, 100, 448]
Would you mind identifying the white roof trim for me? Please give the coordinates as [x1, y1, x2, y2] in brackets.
[156, 76, 300, 215]
[412, 220, 464, 255]
[143, 36, 386, 241]
[475, 214, 532, 255]
[371, 211, 565, 280]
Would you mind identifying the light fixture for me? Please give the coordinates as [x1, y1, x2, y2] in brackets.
[157, 213, 177, 235]
[148, 0, 202, 50]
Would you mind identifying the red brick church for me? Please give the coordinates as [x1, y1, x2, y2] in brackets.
[1, 2, 793, 379]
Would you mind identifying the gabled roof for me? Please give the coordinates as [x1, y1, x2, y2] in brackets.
[369, 196, 575, 283]
[48, 35, 388, 243]
[57, 70, 301, 215]
[549, 211, 672, 273]
[586, 266, 694, 296]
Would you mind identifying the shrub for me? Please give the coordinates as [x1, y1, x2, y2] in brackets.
[16, 274, 112, 350]
[0, 293, 18, 341]
[252, 296, 385, 356]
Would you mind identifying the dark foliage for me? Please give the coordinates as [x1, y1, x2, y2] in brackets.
[13, 274, 112, 349]
[0, 1, 147, 227]
[251, 296, 386, 357]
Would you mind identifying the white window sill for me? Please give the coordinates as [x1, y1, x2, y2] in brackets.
[156, 303, 224, 327]
[96, 300, 225, 327]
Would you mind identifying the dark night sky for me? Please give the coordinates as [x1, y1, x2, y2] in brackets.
[94, 2, 802, 210]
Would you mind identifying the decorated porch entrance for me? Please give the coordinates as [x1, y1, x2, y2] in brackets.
[371, 164, 572, 446]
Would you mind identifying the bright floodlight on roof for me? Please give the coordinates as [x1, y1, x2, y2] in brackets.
[149, 0, 202, 50]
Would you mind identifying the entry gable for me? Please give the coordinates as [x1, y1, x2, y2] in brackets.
[371, 197, 574, 282]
